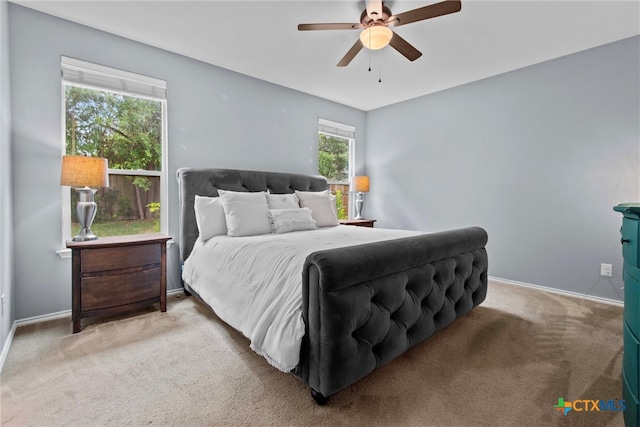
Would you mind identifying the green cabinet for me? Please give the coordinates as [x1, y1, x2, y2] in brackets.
[614, 203, 640, 427]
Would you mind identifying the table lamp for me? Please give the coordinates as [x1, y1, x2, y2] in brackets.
[60, 155, 109, 241]
[352, 175, 369, 220]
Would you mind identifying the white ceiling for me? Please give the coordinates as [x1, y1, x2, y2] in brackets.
[10, 0, 640, 111]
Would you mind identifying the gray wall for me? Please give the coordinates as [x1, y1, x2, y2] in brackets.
[366, 36, 640, 301]
[1, 0, 14, 352]
[8, 5, 366, 319]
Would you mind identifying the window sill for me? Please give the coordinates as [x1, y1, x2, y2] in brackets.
[57, 249, 71, 259]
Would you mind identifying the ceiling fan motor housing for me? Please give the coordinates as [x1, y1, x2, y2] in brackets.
[360, 5, 393, 27]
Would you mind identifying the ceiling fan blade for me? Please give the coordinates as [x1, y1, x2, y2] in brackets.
[366, 0, 383, 20]
[337, 40, 364, 67]
[391, 0, 461, 27]
[389, 32, 422, 61]
[298, 23, 361, 31]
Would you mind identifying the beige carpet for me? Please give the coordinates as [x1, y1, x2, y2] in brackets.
[1, 280, 625, 426]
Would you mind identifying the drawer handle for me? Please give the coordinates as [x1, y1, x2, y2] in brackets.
[621, 238, 631, 244]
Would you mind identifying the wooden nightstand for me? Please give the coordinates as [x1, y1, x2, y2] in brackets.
[339, 219, 376, 228]
[66, 233, 171, 333]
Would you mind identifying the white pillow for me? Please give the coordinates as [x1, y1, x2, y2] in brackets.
[294, 190, 331, 200]
[295, 190, 338, 227]
[194, 195, 227, 241]
[218, 190, 272, 237]
[218, 189, 268, 201]
[267, 193, 300, 210]
[269, 208, 317, 234]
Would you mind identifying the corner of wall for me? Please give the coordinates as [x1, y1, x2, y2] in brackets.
[0, 0, 16, 358]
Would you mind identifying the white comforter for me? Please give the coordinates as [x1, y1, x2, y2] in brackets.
[182, 225, 421, 372]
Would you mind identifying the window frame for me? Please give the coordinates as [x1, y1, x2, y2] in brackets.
[317, 118, 356, 218]
[59, 58, 168, 252]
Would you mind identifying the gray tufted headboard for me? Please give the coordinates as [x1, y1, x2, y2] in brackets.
[176, 168, 328, 261]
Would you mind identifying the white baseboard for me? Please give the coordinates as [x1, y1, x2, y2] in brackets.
[0, 321, 17, 373]
[489, 276, 624, 307]
[16, 309, 72, 326]
[167, 288, 185, 296]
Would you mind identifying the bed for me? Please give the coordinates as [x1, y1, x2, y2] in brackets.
[177, 167, 488, 405]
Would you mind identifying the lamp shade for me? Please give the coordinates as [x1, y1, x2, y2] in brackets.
[359, 26, 393, 50]
[352, 176, 370, 193]
[60, 155, 109, 188]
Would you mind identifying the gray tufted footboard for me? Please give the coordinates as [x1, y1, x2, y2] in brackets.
[295, 226, 488, 401]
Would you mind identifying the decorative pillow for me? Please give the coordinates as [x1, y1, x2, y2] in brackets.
[218, 190, 272, 237]
[294, 190, 338, 227]
[267, 193, 299, 210]
[194, 195, 227, 241]
[269, 208, 317, 234]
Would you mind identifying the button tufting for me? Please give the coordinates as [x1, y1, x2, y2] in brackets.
[310, 242, 487, 387]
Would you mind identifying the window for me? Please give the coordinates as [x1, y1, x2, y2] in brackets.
[61, 57, 167, 239]
[318, 119, 355, 219]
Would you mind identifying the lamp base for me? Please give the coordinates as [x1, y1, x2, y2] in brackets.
[74, 187, 99, 241]
[355, 192, 365, 220]
[72, 227, 98, 242]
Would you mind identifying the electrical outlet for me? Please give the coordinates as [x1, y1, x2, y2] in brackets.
[600, 263, 613, 277]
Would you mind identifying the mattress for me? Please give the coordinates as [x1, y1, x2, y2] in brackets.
[182, 225, 421, 371]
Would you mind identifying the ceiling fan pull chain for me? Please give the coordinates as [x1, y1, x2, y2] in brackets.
[368, 30, 372, 72]
[378, 50, 382, 83]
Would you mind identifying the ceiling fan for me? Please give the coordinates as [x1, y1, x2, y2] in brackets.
[298, 0, 462, 67]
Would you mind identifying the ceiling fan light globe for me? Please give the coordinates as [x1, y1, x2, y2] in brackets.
[359, 26, 392, 50]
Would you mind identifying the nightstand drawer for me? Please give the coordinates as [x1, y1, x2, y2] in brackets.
[81, 245, 160, 273]
[81, 267, 161, 311]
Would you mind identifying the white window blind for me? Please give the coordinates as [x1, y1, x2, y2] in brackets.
[61, 56, 166, 100]
[318, 118, 355, 139]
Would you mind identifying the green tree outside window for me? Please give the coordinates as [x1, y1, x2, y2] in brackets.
[318, 133, 348, 182]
